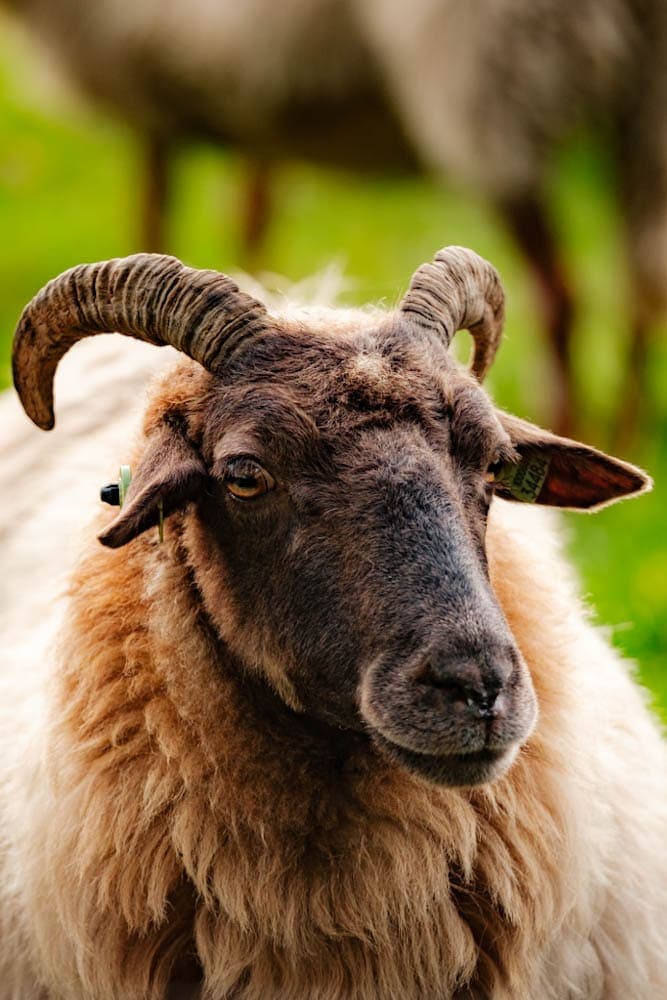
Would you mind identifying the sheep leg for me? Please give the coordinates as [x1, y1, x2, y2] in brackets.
[140, 133, 170, 252]
[239, 158, 273, 266]
[611, 223, 664, 449]
[614, 193, 666, 451]
[611, 46, 667, 449]
[498, 193, 576, 437]
[625, 315, 651, 440]
[613, 312, 654, 451]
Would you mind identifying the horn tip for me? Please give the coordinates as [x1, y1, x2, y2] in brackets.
[12, 337, 56, 430]
[19, 395, 55, 431]
[34, 411, 55, 431]
[12, 381, 55, 430]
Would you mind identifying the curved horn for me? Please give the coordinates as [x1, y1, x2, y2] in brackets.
[12, 253, 270, 429]
[399, 246, 505, 380]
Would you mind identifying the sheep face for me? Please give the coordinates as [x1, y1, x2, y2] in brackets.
[99, 323, 646, 788]
[195, 331, 536, 788]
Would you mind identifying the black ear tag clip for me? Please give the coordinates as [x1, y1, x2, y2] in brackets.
[100, 465, 164, 543]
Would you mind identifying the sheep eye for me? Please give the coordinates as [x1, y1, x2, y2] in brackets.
[224, 459, 275, 501]
[485, 456, 505, 484]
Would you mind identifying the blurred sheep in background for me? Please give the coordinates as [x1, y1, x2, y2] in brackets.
[2, 1, 396, 253]
[3, 0, 667, 438]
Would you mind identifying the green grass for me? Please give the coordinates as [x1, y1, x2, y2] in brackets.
[1, 23, 665, 717]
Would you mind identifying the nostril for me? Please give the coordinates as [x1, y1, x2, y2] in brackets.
[432, 679, 474, 707]
[413, 654, 513, 718]
[415, 660, 485, 710]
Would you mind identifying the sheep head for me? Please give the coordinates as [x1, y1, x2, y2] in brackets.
[12, 249, 651, 787]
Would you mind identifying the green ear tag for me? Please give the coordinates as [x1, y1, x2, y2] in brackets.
[118, 465, 132, 507]
[496, 453, 551, 503]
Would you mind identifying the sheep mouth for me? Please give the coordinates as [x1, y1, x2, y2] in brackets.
[371, 730, 519, 787]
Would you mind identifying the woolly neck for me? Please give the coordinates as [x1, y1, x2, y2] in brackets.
[46, 505, 588, 998]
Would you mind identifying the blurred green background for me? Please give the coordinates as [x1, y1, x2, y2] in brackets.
[1, 19, 665, 717]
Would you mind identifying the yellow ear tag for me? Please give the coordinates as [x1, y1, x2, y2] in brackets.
[496, 453, 551, 502]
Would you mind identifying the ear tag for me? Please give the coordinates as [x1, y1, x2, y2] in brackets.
[118, 465, 132, 506]
[496, 452, 551, 502]
[100, 465, 132, 507]
[100, 465, 164, 542]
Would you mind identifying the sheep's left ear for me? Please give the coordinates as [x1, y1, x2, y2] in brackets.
[494, 412, 652, 510]
[98, 420, 207, 548]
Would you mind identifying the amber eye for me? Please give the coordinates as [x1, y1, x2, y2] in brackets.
[224, 459, 276, 501]
[485, 456, 505, 484]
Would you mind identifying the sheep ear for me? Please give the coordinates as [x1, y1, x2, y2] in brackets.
[494, 412, 652, 510]
[98, 422, 207, 548]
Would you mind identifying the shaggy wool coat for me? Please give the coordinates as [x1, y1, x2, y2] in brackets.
[0, 333, 665, 999]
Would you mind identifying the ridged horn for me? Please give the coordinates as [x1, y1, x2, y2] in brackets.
[399, 246, 505, 380]
[12, 253, 270, 430]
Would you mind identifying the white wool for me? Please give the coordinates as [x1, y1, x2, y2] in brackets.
[0, 337, 167, 650]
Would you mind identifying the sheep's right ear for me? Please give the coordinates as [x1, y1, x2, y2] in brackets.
[494, 412, 651, 510]
[98, 421, 207, 548]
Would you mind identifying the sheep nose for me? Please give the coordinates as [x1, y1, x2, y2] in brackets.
[414, 648, 515, 719]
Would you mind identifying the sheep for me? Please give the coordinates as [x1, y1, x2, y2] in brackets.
[0, 0, 396, 253]
[1, 246, 666, 999]
[353, 0, 667, 440]
[4, 1, 666, 437]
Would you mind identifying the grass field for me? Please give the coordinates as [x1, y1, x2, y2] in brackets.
[1, 21, 665, 716]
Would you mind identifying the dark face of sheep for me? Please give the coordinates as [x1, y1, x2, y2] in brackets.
[188, 329, 537, 787]
[12, 251, 650, 787]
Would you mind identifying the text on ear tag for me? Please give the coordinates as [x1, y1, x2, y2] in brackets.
[496, 453, 551, 502]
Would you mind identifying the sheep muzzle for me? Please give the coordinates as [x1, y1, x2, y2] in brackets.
[358, 631, 538, 788]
